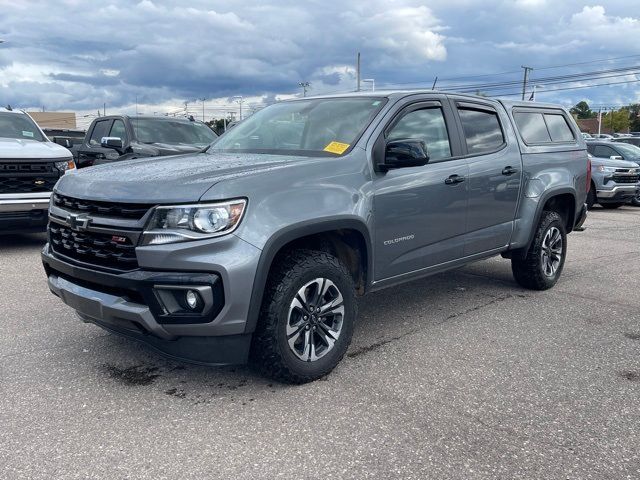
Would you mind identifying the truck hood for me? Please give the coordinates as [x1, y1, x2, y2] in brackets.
[590, 156, 640, 169]
[0, 137, 72, 160]
[54, 151, 302, 203]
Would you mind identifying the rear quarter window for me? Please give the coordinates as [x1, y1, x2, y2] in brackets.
[513, 112, 551, 143]
[513, 110, 576, 145]
[545, 114, 574, 142]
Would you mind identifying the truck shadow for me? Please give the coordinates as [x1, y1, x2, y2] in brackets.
[88, 258, 524, 400]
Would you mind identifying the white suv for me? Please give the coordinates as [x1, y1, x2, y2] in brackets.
[0, 108, 75, 233]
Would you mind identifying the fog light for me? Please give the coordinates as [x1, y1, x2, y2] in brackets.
[185, 290, 199, 310]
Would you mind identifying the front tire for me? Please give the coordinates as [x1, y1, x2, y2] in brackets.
[511, 211, 567, 290]
[631, 193, 640, 207]
[251, 250, 357, 383]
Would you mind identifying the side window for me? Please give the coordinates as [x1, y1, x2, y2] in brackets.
[387, 107, 452, 161]
[109, 119, 127, 142]
[592, 145, 617, 158]
[457, 108, 505, 155]
[513, 112, 551, 144]
[89, 120, 112, 146]
[544, 114, 574, 142]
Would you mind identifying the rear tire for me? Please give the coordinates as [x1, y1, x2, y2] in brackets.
[511, 211, 567, 290]
[251, 249, 357, 383]
[601, 203, 624, 209]
[586, 187, 597, 209]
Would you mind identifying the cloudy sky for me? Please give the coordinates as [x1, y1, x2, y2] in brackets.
[1, 0, 638, 127]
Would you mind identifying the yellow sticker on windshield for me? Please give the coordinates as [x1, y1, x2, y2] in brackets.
[323, 141, 350, 155]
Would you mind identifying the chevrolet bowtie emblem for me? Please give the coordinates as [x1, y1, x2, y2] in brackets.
[34, 180, 45, 185]
[67, 213, 91, 231]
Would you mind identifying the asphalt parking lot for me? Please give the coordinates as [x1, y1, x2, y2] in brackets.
[1, 206, 639, 479]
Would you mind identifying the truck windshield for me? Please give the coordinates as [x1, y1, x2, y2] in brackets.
[133, 119, 217, 147]
[0, 113, 45, 142]
[614, 142, 640, 160]
[210, 97, 386, 156]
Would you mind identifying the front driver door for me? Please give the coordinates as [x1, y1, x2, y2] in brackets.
[373, 100, 469, 281]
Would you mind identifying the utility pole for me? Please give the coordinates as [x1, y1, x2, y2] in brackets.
[298, 81, 310, 97]
[103, 103, 106, 116]
[200, 98, 206, 122]
[521, 66, 533, 101]
[356, 52, 361, 92]
[135, 95, 139, 116]
[431, 76, 438, 90]
[598, 107, 602, 136]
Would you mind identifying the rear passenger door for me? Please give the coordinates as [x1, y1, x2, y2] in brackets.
[451, 100, 522, 255]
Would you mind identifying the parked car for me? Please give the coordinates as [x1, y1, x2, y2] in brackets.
[0, 108, 75, 234]
[581, 132, 594, 140]
[613, 137, 640, 148]
[586, 141, 640, 208]
[42, 92, 589, 383]
[75, 115, 218, 168]
[591, 133, 614, 140]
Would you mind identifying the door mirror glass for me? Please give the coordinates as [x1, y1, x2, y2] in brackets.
[101, 136, 123, 150]
[384, 139, 429, 170]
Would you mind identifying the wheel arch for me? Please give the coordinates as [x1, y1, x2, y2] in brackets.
[244, 217, 372, 334]
[514, 188, 577, 259]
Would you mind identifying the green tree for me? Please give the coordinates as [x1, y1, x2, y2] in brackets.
[627, 104, 640, 132]
[570, 101, 595, 119]
[601, 108, 630, 133]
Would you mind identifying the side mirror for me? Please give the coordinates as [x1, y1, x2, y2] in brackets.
[382, 139, 429, 170]
[101, 136, 123, 150]
[610, 155, 623, 160]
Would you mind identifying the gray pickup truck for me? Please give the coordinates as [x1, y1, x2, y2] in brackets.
[42, 92, 589, 383]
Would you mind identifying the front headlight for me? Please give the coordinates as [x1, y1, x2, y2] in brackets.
[54, 159, 76, 173]
[141, 199, 246, 245]
[597, 165, 617, 173]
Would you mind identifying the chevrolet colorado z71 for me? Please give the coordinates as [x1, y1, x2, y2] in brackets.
[42, 92, 589, 383]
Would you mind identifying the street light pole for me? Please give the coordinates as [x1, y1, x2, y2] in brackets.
[298, 81, 310, 97]
[200, 98, 206, 122]
[232, 96, 243, 120]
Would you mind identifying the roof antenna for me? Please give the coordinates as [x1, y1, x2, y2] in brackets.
[6, 104, 12, 111]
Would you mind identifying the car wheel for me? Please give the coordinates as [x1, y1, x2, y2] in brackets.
[511, 210, 567, 291]
[251, 249, 356, 383]
[630, 194, 640, 207]
[601, 203, 624, 209]
[586, 186, 597, 209]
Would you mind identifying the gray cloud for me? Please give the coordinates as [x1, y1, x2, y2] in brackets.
[0, 0, 638, 114]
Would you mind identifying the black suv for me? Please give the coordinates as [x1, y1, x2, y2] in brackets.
[76, 115, 218, 168]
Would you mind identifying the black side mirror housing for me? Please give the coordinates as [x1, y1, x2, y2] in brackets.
[101, 137, 123, 151]
[381, 139, 429, 171]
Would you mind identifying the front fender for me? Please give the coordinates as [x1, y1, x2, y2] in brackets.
[243, 216, 372, 334]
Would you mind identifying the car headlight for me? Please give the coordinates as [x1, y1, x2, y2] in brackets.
[141, 199, 247, 245]
[54, 159, 76, 173]
[597, 165, 617, 173]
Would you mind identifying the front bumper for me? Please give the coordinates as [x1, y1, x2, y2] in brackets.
[0, 192, 51, 233]
[42, 239, 260, 365]
[596, 185, 639, 202]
